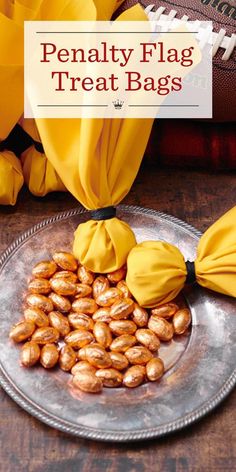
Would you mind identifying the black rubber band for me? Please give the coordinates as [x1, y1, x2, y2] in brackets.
[185, 261, 196, 284]
[90, 206, 116, 221]
[34, 141, 44, 153]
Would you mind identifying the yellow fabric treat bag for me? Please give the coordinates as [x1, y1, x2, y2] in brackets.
[126, 206, 236, 307]
[20, 119, 66, 197]
[0, 11, 23, 205]
[0, 0, 43, 134]
[0, 0, 98, 203]
[0, 1, 43, 205]
[0, 150, 24, 205]
[35, 1, 153, 273]
[19, 0, 126, 198]
[0, 10, 23, 137]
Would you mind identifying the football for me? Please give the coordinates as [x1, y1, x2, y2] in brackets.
[115, 0, 236, 121]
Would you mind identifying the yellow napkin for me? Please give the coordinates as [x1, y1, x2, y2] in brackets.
[20, 119, 66, 197]
[0, 0, 43, 204]
[0, 1, 43, 136]
[0, 150, 24, 205]
[35, 1, 154, 272]
[0, 12, 23, 138]
[0, 0, 126, 204]
[126, 206, 236, 307]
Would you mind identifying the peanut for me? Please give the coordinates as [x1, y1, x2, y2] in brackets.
[59, 345, 77, 371]
[110, 334, 136, 353]
[26, 294, 53, 313]
[72, 372, 103, 393]
[123, 366, 146, 388]
[72, 297, 98, 315]
[32, 260, 57, 279]
[65, 329, 94, 349]
[75, 284, 92, 299]
[146, 358, 164, 381]
[10, 321, 35, 343]
[96, 368, 123, 387]
[135, 329, 160, 352]
[24, 307, 49, 328]
[40, 343, 59, 369]
[93, 321, 112, 348]
[51, 271, 77, 283]
[49, 278, 77, 297]
[71, 361, 97, 376]
[132, 304, 149, 327]
[92, 308, 112, 323]
[116, 280, 131, 298]
[77, 266, 95, 285]
[148, 315, 174, 342]
[32, 327, 59, 344]
[21, 341, 40, 367]
[109, 320, 137, 336]
[49, 292, 71, 313]
[109, 352, 129, 371]
[125, 346, 153, 365]
[28, 278, 51, 295]
[96, 288, 123, 307]
[172, 308, 191, 335]
[84, 344, 112, 369]
[53, 252, 77, 272]
[110, 298, 134, 320]
[107, 266, 126, 284]
[68, 313, 94, 331]
[151, 303, 179, 319]
[48, 311, 70, 337]
[92, 276, 110, 299]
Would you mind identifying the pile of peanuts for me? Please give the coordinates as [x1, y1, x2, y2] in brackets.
[9, 252, 191, 393]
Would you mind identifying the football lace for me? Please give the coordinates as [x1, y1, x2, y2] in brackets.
[145, 4, 236, 60]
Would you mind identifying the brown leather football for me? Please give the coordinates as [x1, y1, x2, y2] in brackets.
[115, 0, 236, 121]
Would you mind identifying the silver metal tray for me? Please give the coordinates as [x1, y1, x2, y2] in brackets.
[0, 205, 235, 442]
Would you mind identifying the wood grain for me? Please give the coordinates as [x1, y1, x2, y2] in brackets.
[1, 165, 236, 472]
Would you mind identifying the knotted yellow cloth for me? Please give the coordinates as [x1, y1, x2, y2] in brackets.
[126, 206, 236, 307]
[20, 119, 66, 197]
[0, 0, 43, 131]
[19, 1, 124, 197]
[35, 0, 153, 272]
[0, 150, 24, 205]
[0, 8, 23, 204]
[0, 0, 43, 204]
[0, 0, 151, 214]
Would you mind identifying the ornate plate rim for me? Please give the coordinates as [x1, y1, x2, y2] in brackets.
[0, 204, 235, 442]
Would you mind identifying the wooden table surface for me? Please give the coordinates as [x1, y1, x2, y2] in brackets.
[1, 164, 236, 472]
